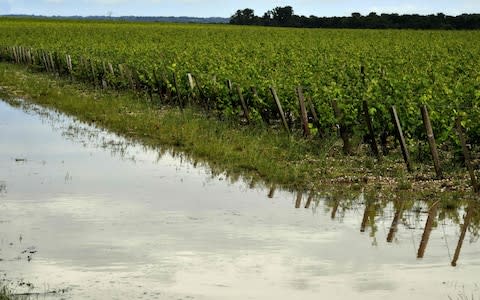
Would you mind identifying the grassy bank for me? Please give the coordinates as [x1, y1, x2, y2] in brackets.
[0, 62, 475, 196]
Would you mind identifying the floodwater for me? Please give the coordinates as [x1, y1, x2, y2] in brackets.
[0, 99, 479, 300]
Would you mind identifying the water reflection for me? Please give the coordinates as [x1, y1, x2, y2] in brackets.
[0, 180, 6, 196]
[304, 191, 314, 209]
[268, 185, 276, 199]
[1, 99, 479, 300]
[452, 203, 477, 267]
[292, 190, 479, 266]
[417, 201, 439, 259]
[386, 199, 404, 243]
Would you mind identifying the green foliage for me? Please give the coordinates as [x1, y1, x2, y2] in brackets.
[0, 18, 479, 145]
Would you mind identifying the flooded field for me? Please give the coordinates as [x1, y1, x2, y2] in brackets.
[0, 99, 479, 300]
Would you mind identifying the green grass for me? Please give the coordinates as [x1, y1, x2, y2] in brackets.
[0, 62, 474, 196]
[0, 62, 328, 189]
[2, 20, 480, 147]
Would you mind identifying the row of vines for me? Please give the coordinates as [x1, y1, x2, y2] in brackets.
[0, 18, 479, 169]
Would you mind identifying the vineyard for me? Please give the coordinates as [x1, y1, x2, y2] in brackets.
[0, 18, 479, 179]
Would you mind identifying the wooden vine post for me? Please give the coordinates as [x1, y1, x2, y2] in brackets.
[362, 100, 381, 161]
[42, 51, 50, 73]
[27, 48, 32, 65]
[269, 86, 290, 134]
[19, 47, 23, 64]
[455, 117, 479, 193]
[17, 47, 22, 63]
[332, 100, 352, 155]
[152, 68, 164, 102]
[118, 64, 125, 84]
[296, 86, 311, 137]
[193, 76, 208, 111]
[49, 52, 56, 74]
[226, 79, 233, 92]
[226, 79, 234, 111]
[22, 47, 26, 64]
[236, 85, 250, 123]
[90, 60, 98, 88]
[172, 72, 182, 108]
[12, 47, 18, 64]
[390, 105, 413, 172]
[54, 53, 63, 75]
[420, 105, 442, 178]
[108, 62, 114, 76]
[307, 96, 322, 136]
[100, 61, 108, 89]
[127, 67, 135, 90]
[186, 73, 196, 105]
[187, 73, 195, 90]
[66, 54, 73, 77]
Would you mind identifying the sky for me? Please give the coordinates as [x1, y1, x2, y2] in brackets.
[0, 0, 478, 18]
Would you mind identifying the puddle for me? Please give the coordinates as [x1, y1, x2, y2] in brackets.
[0, 99, 479, 300]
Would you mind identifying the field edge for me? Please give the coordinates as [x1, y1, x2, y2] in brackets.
[0, 62, 474, 199]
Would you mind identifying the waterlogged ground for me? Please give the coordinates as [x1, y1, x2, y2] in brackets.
[0, 99, 479, 300]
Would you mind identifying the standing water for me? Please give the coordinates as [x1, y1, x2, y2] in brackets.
[0, 99, 479, 300]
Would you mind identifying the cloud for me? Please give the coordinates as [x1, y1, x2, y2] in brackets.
[82, 0, 129, 4]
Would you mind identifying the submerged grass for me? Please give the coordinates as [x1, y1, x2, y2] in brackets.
[0, 62, 474, 196]
[0, 287, 11, 300]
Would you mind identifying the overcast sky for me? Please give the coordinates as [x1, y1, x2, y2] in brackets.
[0, 0, 478, 17]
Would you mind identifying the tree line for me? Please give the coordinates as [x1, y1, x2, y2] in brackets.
[230, 6, 480, 29]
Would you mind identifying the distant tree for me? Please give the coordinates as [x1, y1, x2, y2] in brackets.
[271, 6, 294, 26]
[229, 6, 480, 29]
[230, 8, 256, 25]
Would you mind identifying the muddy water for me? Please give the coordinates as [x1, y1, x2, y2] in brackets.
[0, 99, 479, 300]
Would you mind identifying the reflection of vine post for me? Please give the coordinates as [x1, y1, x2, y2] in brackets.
[331, 199, 340, 220]
[387, 200, 404, 243]
[295, 192, 302, 208]
[267, 185, 276, 198]
[304, 191, 314, 209]
[451, 204, 475, 267]
[417, 202, 439, 258]
[360, 201, 371, 232]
